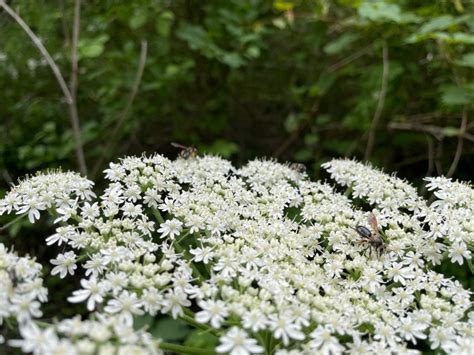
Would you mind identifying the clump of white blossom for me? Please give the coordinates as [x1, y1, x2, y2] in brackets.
[0, 244, 47, 344]
[0, 155, 473, 354]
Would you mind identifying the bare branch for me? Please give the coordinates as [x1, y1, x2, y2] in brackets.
[91, 40, 148, 177]
[0, 0, 87, 175]
[446, 106, 468, 178]
[365, 42, 389, 161]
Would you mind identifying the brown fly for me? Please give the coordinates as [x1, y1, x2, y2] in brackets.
[353, 213, 386, 257]
[171, 142, 198, 160]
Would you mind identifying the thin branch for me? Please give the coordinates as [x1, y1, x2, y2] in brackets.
[327, 45, 372, 73]
[419, 135, 435, 196]
[446, 106, 468, 178]
[91, 40, 148, 177]
[70, 0, 80, 101]
[388, 121, 474, 142]
[0, 1, 87, 175]
[58, 0, 71, 48]
[364, 42, 389, 161]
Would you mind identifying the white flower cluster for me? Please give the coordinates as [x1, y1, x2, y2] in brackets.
[425, 176, 474, 265]
[0, 155, 473, 354]
[9, 314, 161, 354]
[0, 244, 46, 342]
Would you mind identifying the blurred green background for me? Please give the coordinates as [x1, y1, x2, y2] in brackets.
[0, 0, 473, 187]
[0, 0, 473, 349]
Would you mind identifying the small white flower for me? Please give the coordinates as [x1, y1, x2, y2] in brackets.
[195, 299, 229, 328]
[50, 251, 77, 278]
[158, 218, 183, 239]
[68, 277, 109, 311]
[268, 314, 305, 346]
[448, 242, 471, 265]
[216, 327, 263, 355]
[104, 290, 144, 326]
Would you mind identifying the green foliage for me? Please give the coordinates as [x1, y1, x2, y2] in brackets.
[0, 0, 473, 195]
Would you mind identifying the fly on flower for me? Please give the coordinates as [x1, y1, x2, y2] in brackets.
[353, 213, 386, 257]
[289, 162, 307, 174]
[171, 142, 198, 160]
[8, 267, 19, 288]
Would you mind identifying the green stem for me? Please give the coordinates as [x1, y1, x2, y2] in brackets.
[159, 341, 216, 354]
[179, 313, 220, 337]
[467, 257, 474, 274]
[0, 214, 27, 230]
[152, 208, 165, 224]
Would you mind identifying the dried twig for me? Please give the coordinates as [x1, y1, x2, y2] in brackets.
[446, 106, 468, 178]
[0, 0, 87, 175]
[365, 42, 389, 161]
[91, 40, 148, 177]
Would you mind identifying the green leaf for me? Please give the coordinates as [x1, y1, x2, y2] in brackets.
[324, 33, 359, 55]
[204, 139, 239, 158]
[245, 45, 261, 59]
[358, 2, 402, 23]
[221, 52, 245, 68]
[304, 133, 319, 146]
[273, 0, 294, 11]
[129, 13, 147, 30]
[440, 86, 472, 106]
[442, 127, 460, 137]
[419, 15, 455, 35]
[294, 149, 312, 162]
[156, 11, 174, 37]
[78, 35, 109, 59]
[185, 330, 219, 350]
[151, 317, 190, 341]
[455, 53, 474, 67]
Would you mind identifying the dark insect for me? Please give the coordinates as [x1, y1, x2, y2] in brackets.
[289, 162, 307, 174]
[7, 267, 19, 288]
[171, 142, 198, 160]
[353, 213, 386, 257]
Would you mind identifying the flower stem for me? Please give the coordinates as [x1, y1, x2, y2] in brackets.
[0, 214, 27, 231]
[159, 341, 216, 354]
[180, 311, 220, 337]
[152, 208, 165, 224]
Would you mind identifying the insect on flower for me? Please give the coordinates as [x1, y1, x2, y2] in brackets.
[171, 142, 198, 160]
[289, 162, 307, 174]
[353, 213, 386, 257]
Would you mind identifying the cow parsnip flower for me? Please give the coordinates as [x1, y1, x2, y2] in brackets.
[0, 156, 473, 354]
